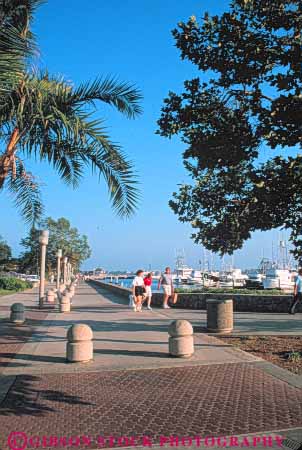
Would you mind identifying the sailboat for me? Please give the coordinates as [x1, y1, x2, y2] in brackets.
[218, 255, 248, 288]
[246, 258, 271, 289]
[262, 240, 297, 290]
[174, 249, 193, 284]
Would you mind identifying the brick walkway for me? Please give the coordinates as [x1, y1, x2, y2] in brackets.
[0, 304, 48, 371]
[0, 363, 301, 449]
[0, 284, 302, 450]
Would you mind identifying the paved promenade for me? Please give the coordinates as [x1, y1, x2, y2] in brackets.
[0, 283, 301, 450]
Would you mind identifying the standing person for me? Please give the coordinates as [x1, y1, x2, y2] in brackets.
[158, 267, 177, 309]
[289, 268, 302, 314]
[144, 272, 153, 311]
[132, 270, 146, 312]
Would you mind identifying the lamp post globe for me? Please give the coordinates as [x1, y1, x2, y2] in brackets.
[39, 230, 49, 246]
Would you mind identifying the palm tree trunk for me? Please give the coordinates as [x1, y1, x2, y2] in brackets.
[0, 127, 20, 188]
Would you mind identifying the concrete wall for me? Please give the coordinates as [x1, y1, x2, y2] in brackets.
[88, 280, 301, 313]
[89, 280, 131, 298]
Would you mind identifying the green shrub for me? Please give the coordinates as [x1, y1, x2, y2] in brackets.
[0, 277, 32, 291]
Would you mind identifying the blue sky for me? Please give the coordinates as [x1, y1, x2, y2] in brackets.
[0, 0, 291, 271]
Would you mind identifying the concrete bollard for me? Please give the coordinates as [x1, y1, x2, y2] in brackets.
[46, 289, 56, 304]
[64, 288, 73, 305]
[68, 285, 75, 297]
[66, 324, 93, 363]
[10, 303, 25, 324]
[206, 299, 233, 334]
[56, 289, 62, 304]
[59, 283, 66, 293]
[168, 319, 194, 358]
[60, 294, 71, 313]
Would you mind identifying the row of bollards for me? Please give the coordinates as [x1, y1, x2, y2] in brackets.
[45, 280, 78, 312]
[9, 279, 79, 325]
[168, 298, 233, 358]
[65, 298, 234, 362]
[58, 280, 77, 312]
[9, 293, 233, 363]
[65, 320, 195, 363]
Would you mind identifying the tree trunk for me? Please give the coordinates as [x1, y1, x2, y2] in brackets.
[0, 127, 20, 189]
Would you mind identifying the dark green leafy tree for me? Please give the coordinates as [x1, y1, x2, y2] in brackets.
[0, 1, 142, 223]
[158, 0, 302, 260]
[19, 217, 91, 273]
[0, 234, 12, 267]
[18, 226, 40, 273]
[45, 217, 91, 273]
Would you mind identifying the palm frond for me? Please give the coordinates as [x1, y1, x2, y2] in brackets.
[54, 115, 140, 217]
[40, 123, 139, 217]
[0, 0, 42, 94]
[79, 134, 140, 218]
[6, 159, 43, 224]
[40, 139, 84, 188]
[0, 27, 32, 93]
[71, 77, 143, 118]
[1, 70, 141, 219]
[0, 0, 46, 34]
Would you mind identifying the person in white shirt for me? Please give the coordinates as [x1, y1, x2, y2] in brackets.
[132, 269, 146, 312]
[158, 267, 178, 309]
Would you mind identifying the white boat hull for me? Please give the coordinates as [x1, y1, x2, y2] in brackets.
[263, 278, 294, 290]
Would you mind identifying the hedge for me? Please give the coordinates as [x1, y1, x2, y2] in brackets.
[0, 277, 33, 291]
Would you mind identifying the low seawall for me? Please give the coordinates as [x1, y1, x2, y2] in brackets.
[89, 279, 131, 298]
[88, 280, 301, 313]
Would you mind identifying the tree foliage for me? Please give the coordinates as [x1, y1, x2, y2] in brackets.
[19, 217, 91, 273]
[0, 0, 41, 92]
[0, 276, 31, 290]
[0, 234, 11, 266]
[0, 1, 142, 223]
[157, 0, 302, 259]
[18, 226, 39, 273]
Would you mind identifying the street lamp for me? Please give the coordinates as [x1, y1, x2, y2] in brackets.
[67, 262, 71, 284]
[38, 230, 49, 309]
[63, 256, 68, 285]
[56, 249, 62, 290]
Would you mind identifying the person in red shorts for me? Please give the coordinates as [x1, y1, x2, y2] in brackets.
[144, 272, 153, 311]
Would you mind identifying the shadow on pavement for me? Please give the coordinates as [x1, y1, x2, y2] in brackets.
[13, 318, 170, 333]
[0, 374, 93, 417]
[0, 353, 66, 365]
[94, 348, 168, 358]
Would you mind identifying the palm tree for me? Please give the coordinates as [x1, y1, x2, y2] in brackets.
[0, 0, 39, 91]
[0, 0, 142, 222]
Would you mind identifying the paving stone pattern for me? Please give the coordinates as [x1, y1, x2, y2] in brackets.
[0, 310, 48, 371]
[0, 363, 302, 449]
